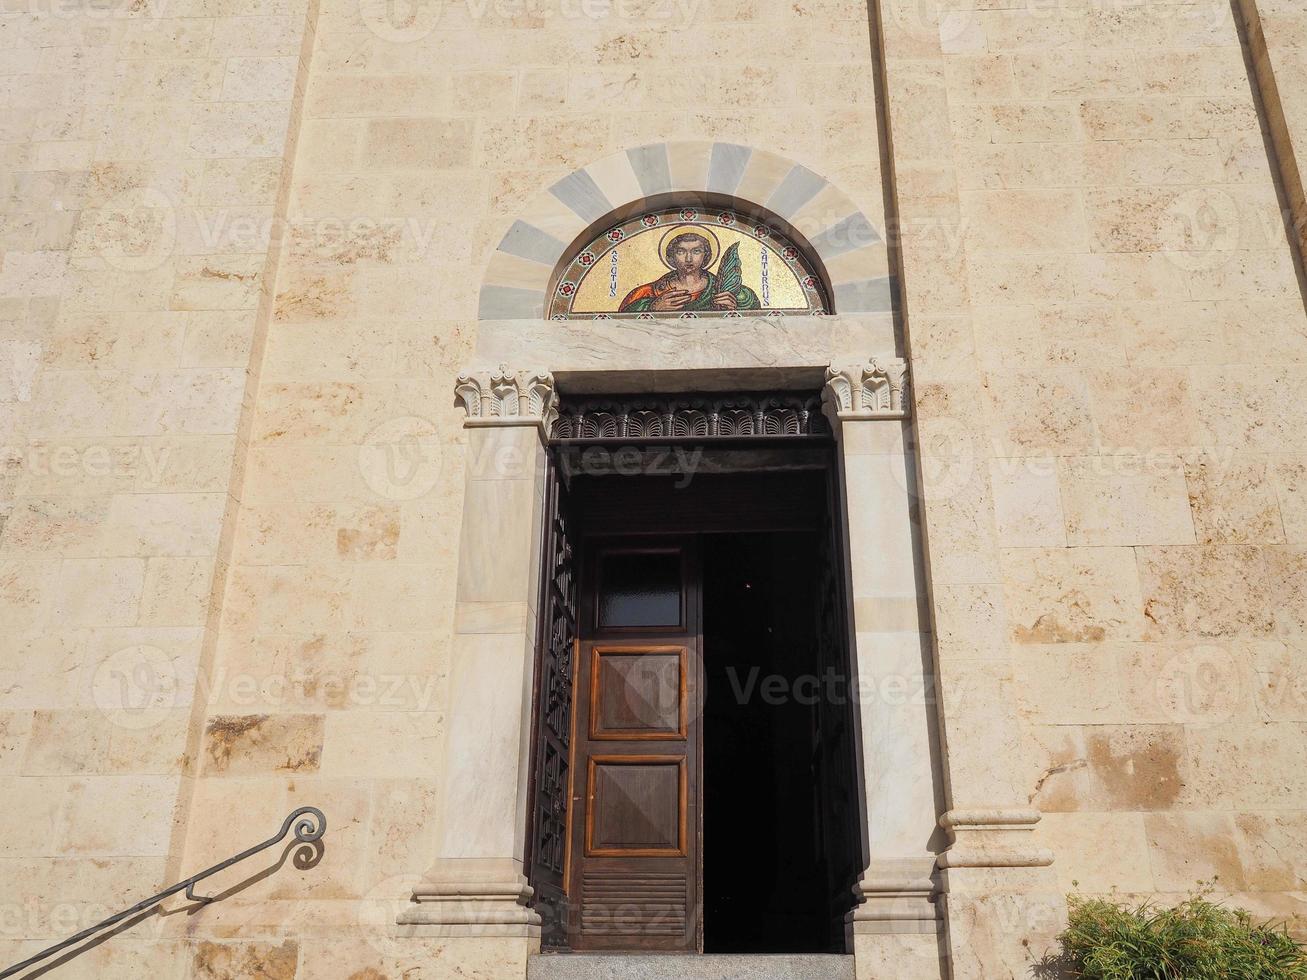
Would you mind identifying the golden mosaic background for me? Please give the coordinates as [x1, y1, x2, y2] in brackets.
[549, 207, 828, 318]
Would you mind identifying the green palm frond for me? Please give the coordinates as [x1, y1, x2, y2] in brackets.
[717, 242, 742, 295]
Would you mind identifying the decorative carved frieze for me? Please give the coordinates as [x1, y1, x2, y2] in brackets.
[551, 391, 830, 441]
[454, 364, 558, 430]
[822, 358, 909, 421]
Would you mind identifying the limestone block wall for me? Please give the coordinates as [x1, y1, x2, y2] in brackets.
[890, 0, 1307, 930]
[0, 0, 312, 973]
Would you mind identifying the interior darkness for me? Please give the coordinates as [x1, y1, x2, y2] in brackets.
[703, 530, 833, 953]
[568, 463, 856, 953]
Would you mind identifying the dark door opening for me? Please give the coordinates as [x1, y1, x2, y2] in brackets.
[703, 529, 835, 953]
[528, 444, 863, 954]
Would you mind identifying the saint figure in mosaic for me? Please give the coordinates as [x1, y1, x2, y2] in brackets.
[547, 207, 829, 319]
[618, 229, 761, 313]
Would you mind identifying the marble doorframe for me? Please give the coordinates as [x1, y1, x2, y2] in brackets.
[397, 314, 969, 980]
[389, 0, 1082, 959]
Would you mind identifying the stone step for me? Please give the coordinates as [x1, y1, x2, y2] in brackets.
[527, 953, 855, 980]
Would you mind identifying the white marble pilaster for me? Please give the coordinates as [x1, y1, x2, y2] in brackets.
[399, 366, 556, 940]
[825, 360, 945, 980]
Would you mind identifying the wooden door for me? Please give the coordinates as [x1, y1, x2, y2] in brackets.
[567, 536, 701, 951]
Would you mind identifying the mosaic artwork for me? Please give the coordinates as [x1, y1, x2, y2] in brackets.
[548, 207, 829, 319]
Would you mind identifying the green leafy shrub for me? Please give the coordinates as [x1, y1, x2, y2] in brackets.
[1053, 891, 1307, 979]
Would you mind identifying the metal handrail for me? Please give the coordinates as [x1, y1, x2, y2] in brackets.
[1, 806, 326, 979]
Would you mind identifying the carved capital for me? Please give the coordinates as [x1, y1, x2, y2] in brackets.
[455, 364, 558, 431]
[822, 358, 909, 424]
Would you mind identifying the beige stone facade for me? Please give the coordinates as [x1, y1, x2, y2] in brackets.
[2, 0, 1306, 973]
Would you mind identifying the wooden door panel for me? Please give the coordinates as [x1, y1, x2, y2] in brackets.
[569, 536, 700, 952]
[590, 646, 686, 740]
[587, 756, 686, 854]
[579, 869, 689, 940]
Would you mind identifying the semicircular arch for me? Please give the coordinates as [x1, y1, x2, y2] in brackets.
[478, 141, 894, 320]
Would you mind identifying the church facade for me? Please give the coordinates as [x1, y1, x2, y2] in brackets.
[2, 0, 1306, 975]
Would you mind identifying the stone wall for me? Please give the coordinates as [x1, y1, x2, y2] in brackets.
[892, 0, 1307, 934]
[0, 0, 1305, 971]
[0, 0, 312, 973]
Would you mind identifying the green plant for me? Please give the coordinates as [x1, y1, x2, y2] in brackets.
[1052, 888, 1307, 979]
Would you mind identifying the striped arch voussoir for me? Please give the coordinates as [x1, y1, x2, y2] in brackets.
[479, 141, 895, 320]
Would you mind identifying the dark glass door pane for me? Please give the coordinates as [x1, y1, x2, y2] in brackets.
[598, 550, 682, 628]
